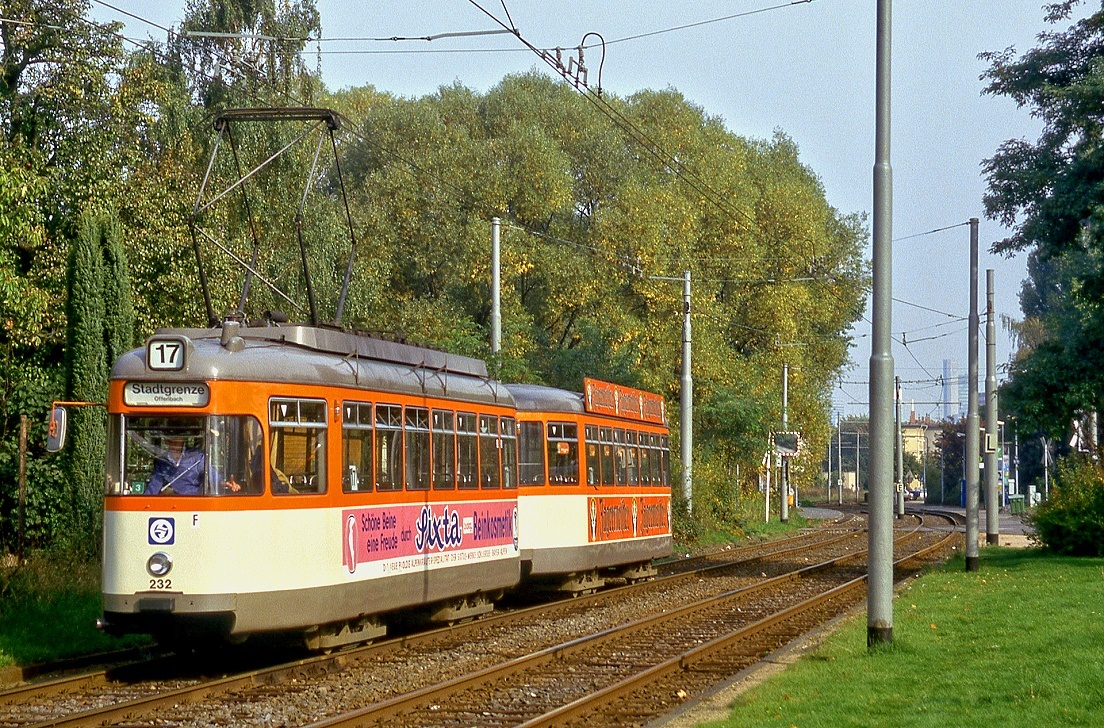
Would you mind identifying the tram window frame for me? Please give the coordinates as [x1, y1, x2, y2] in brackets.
[405, 407, 430, 491]
[599, 427, 614, 486]
[268, 397, 328, 495]
[625, 430, 639, 486]
[518, 421, 545, 486]
[661, 435, 670, 487]
[479, 414, 501, 489]
[374, 404, 403, 491]
[638, 432, 652, 486]
[432, 409, 456, 490]
[613, 428, 628, 486]
[341, 401, 373, 493]
[501, 416, 518, 490]
[457, 412, 479, 489]
[648, 433, 661, 485]
[584, 425, 600, 486]
[546, 422, 579, 485]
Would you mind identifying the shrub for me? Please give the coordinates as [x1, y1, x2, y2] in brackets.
[1027, 454, 1104, 555]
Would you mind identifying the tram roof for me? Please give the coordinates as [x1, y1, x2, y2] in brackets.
[504, 383, 585, 414]
[113, 325, 512, 407]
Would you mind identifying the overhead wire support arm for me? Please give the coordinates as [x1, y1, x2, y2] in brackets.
[332, 125, 359, 325]
[192, 227, 307, 314]
[295, 124, 330, 326]
[226, 124, 265, 312]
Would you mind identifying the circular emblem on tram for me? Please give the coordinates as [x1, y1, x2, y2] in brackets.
[148, 517, 175, 546]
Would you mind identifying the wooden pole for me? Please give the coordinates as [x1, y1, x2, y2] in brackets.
[18, 414, 28, 558]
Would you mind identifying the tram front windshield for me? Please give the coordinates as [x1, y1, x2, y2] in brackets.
[106, 415, 264, 496]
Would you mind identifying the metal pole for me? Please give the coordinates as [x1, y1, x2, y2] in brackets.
[781, 362, 789, 523]
[1042, 437, 1050, 500]
[868, 0, 895, 646]
[681, 271, 693, 514]
[856, 428, 862, 503]
[491, 217, 502, 356]
[837, 412, 843, 505]
[896, 376, 904, 518]
[922, 425, 927, 503]
[1014, 429, 1020, 500]
[940, 435, 945, 505]
[966, 218, 981, 571]
[985, 269, 1000, 545]
[827, 418, 832, 504]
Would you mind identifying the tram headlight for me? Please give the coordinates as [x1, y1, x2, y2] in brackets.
[147, 552, 173, 577]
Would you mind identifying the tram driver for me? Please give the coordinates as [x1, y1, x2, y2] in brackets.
[146, 435, 208, 495]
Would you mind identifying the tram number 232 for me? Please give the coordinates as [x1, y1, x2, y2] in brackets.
[149, 578, 172, 590]
[147, 339, 185, 371]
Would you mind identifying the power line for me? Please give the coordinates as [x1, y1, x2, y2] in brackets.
[891, 220, 970, 243]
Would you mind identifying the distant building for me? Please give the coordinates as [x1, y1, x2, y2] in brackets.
[942, 359, 960, 422]
[902, 412, 937, 461]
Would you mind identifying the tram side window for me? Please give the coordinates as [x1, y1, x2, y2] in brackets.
[375, 404, 403, 491]
[457, 412, 479, 489]
[638, 433, 652, 485]
[547, 422, 579, 485]
[405, 407, 430, 491]
[599, 427, 614, 486]
[584, 425, 600, 486]
[613, 429, 628, 485]
[342, 402, 373, 493]
[661, 435, 670, 487]
[269, 398, 327, 494]
[479, 414, 500, 489]
[649, 434, 659, 485]
[501, 417, 518, 489]
[649, 435, 657, 486]
[432, 409, 456, 490]
[625, 431, 639, 486]
[518, 421, 545, 486]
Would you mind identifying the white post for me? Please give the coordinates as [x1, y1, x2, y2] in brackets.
[491, 217, 501, 356]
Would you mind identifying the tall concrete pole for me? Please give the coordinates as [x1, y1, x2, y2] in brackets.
[491, 217, 502, 357]
[781, 362, 789, 523]
[868, 0, 895, 646]
[681, 271, 693, 514]
[896, 377, 905, 518]
[838, 411, 843, 505]
[985, 269, 1000, 544]
[765, 448, 771, 522]
[827, 417, 833, 503]
[966, 218, 981, 571]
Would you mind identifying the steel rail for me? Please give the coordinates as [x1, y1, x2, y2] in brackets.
[12, 521, 866, 726]
[302, 515, 932, 727]
[518, 512, 959, 727]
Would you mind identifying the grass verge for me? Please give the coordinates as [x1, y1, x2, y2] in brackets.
[711, 547, 1104, 727]
[0, 552, 149, 667]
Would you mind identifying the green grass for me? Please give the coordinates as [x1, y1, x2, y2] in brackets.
[711, 548, 1104, 727]
[0, 552, 150, 667]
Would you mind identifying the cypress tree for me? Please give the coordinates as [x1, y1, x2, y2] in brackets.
[65, 209, 108, 553]
[101, 209, 135, 363]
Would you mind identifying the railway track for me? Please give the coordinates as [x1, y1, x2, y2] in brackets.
[0, 511, 958, 728]
[0, 518, 864, 727]
[298, 512, 953, 727]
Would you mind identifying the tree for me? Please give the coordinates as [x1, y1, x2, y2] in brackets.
[982, 1, 1104, 436]
[64, 210, 107, 552]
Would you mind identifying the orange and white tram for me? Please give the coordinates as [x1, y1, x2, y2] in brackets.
[95, 324, 670, 648]
[508, 379, 673, 592]
[101, 325, 520, 649]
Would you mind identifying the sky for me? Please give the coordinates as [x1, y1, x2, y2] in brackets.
[89, 0, 1070, 423]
